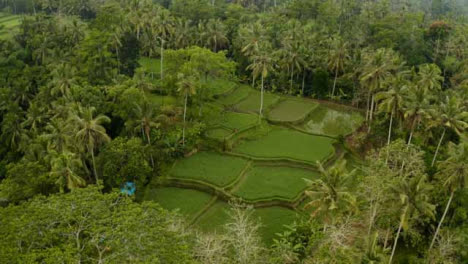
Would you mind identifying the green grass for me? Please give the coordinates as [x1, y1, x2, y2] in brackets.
[217, 85, 251, 106]
[253, 207, 298, 244]
[233, 166, 320, 201]
[138, 57, 162, 75]
[170, 151, 248, 187]
[234, 90, 280, 113]
[206, 127, 232, 140]
[143, 187, 213, 219]
[267, 99, 318, 123]
[303, 106, 364, 136]
[196, 201, 231, 232]
[221, 112, 258, 131]
[196, 202, 297, 244]
[147, 93, 178, 106]
[205, 79, 237, 97]
[233, 128, 336, 163]
[0, 14, 22, 39]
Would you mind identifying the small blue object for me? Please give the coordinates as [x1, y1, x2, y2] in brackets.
[120, 182, 136, 196]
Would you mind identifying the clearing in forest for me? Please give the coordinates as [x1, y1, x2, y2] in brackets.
[267, 98, 318, 123]
[234, 90, 280, 113]
[233, 128, 335, 163]
[169, 151, 249, 187]
[0, 13, 22, 39]
[302, 105, 364, 137]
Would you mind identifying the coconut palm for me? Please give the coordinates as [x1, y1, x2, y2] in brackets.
[43, 118, 71, 152]
[417, 64, 443, 92]
[247, 49, 275, 117]
[203, 19, 229, 52]
[429, 142, 468, 251]
[132, 99, 160, 145]
[375, 70, 410, 160]
[69, 106, 111, 185]
[327, 37, 349, 97]
[304, 160, 357, 228]
[428, 94, 468, 166]
[49, 150, 86, 192]
[388, 175, 435, 264]
[402, 85, 431, 145]
[49, 63, 77, 99]
[177, 72, 198, 146]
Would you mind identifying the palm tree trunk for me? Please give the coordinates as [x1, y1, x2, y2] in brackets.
[259, 75, 264, 117]
[429, 190, 454, 251]
[368, 200, 378, 235]
[431, 127, 446, 167]
[366, 91, 371, 121]
[302, 70, 306, 96]
[389, 208, 407, 264]
[407, 118, 416, 146]
[331, 68, 338, 97]
[161, 40, 164, 105]
[368, 95, 375, 132]
[182, 93, 188, 146]
[90, 147, 99, 186]
[386, 110, 394, 164]
[290, 64, 294, 94]
[383, 228, 390, 249]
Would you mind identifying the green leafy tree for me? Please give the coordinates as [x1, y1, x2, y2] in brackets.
[48, 150, 86, 192]
[305, 160, 357, 228]
[388, 175, 435, 264]
[68, 106, 110, 185]
[429, 142, 468, 251]
[428, 94, 468, 166]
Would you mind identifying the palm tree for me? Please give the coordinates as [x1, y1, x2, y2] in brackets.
[177, 72, 197, 146]
[327, 37, 349, 97]
[402, 85, 431, 146]
[132, 99, 160, 145]
[49, 63, 77, 99]
[304, 160, 357, 228]
[388, 175, 435, 264]
[429, 142, 468, 251]
[69, 106, 111, 185]
[360, 48, 401, 129]
[247, 49, 275, 117]
[375, 71, 410, 160]
[417, 64, 443, 92]
[203, 19, 229, 52]
[172, 18, 193, 49]
[49, 150, 86, 192]
[428, 94, 468, 166]
[43, 118, 71, 152]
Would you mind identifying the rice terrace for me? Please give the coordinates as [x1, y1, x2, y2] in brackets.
[141, 57, 365, 244]
[1, 1, 467, 262]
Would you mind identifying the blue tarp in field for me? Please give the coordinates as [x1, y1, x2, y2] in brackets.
[120, 182, 136, 196]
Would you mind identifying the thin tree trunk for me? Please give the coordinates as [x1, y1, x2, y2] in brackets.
[386, 110, 394, 164]
[182, 93, 187, 146]
[368, 95, 375, 133]
[383, 228, 390, 249]
[259, 75, 264, 117]
[290, 64, 294, 94]
[161, 40, 164, 105]
[431, 128, 446, 167]
[429, 191, 454, 251]
[389, 208, 407, 264]
[366, 91, 371, 121]
[302, 70, 306, 96]
[368, 200, 378, 235]
[407, 118, 416, 146]
[331, 68, 338, 97]
[90, 147, 99, 186]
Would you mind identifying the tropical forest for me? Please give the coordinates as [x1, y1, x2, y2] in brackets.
[0, 0, 467, 263]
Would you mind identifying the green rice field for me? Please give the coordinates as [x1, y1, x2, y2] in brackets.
[234, 90, 280, 113]
[144, 187, 213, 219]
[217, 85, 251, 106]
[0, 13, 22, 39]
[170, 151, 249, 187]
[233, 166, 320, 201]
[302, 105, 364, 136]
[267, 99, 318, 123]
[233, 128, 335, 163]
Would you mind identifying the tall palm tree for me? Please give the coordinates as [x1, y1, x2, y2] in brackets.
[49, 150, 86, 193]
[132, 99, 160, 145]
[43, 118, 71, 152]
[429, 142, 468, 251]
[388, 175, 435, 264]
[247, 49, 275, 117]
[49, 63, 77, 99]
[428, 94, 468, 166]
[417, 64, 443, 92]
[327, 37, 349, 97]
[177, 72, 197, 146]
[360, 49, 402, 130]
[402, 85, 431, 146]
[304, 160, 357, 228]
[69, 106, 111, 185]
[203, 19, 229, 52]
[375, 70, 410, 159]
